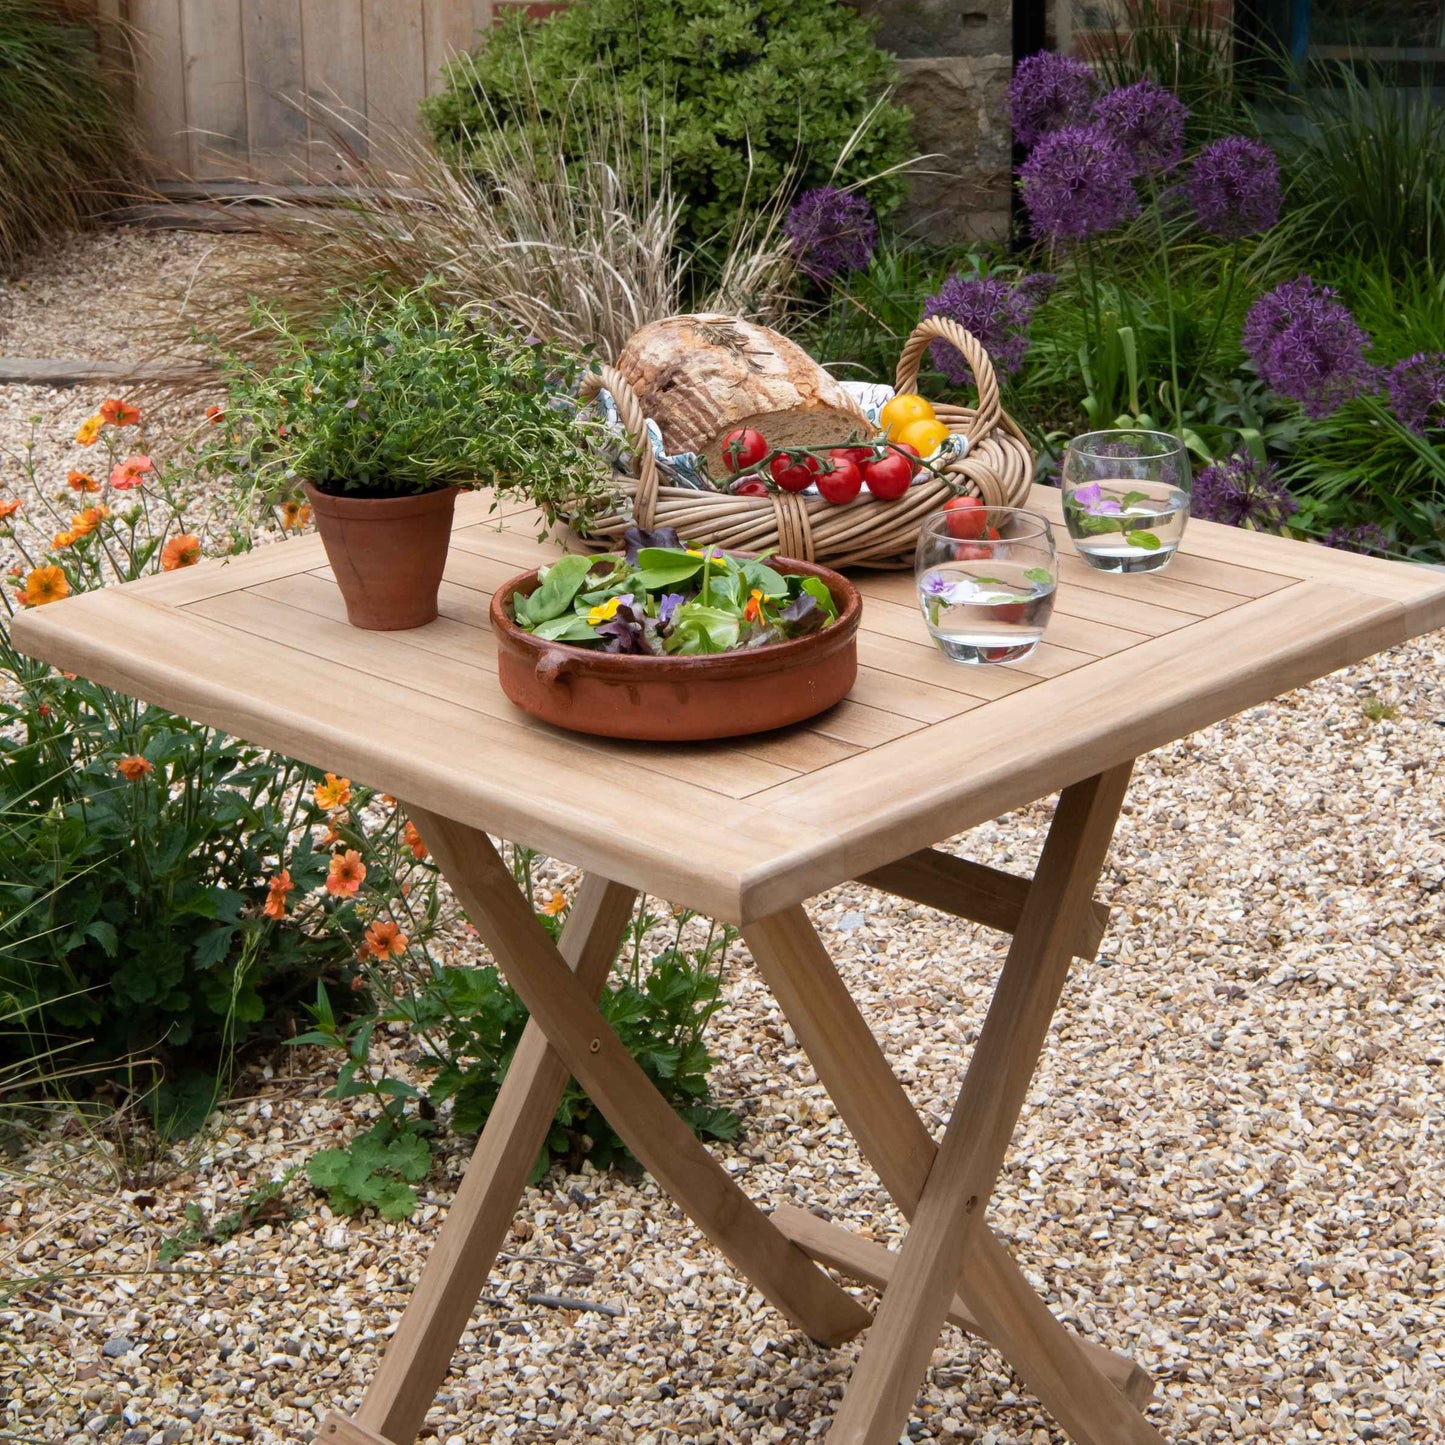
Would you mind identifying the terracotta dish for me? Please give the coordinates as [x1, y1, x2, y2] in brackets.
[490, 557, 861, 741]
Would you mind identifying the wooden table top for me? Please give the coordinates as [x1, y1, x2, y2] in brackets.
[13, 487, 1444, 924]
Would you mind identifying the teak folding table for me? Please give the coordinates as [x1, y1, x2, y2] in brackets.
[15, 487, 1444, 1445]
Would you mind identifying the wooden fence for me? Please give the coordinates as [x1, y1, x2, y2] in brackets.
[92, 0, 497, 180]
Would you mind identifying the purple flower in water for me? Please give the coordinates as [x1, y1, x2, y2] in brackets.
[1189, 136, 1281, 240]
[1008, 52, 1097, 148]
[920, 571, 955, 598]
[1020, 125, 1140, 242]
[1384, 352, 1445, 435]
[1070, 481, 1122, 515]
[1242, 277, 1375, 419]
[922, 272, 1055, 381]
[1191, 451, 1298, 530]
[783, 187, 877, 283]
[1323, 522, 1390, 556]
[658, 592, 686, 625]
[1093, 80, 1188, 175]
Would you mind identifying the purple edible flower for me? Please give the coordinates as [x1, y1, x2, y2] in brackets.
[1019, 124, 1140, 242]
[1070, 481, 1122, 515]
[1008, 52, 1097, 148]
[1093, 80, 1188, 175]
[922, 272, 1055, 381]
[783, 186, 877, 283]
[1188, 136, 1281, 240]
[1323, 522, 1390, 557]
[1242, 277, 1375, 419]
[658, 591, 686, 625]
[1384, 351, 1445, 435]
[1190, 451, 1298, 530]
[920, 571, 956, 598]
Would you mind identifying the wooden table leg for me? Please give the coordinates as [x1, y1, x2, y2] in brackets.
[409, 808, 872, 1350]
[337, 872, 637, 1445]
[746, 764, 1168, 1445]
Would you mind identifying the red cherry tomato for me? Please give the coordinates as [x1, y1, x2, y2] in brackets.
[731, 477, 770, 497]
[991, 602, 1028, 624]
[890, 442, 922, 462]
[943, 495, 987, 540]
[840, 444, 876, 468]
[768, 452, 821, 493]
[985, 525, 1001, 540]
[862, 451, 913, 500]
[721, 427, 768, 473]
[817, 454, 863, 504]
[954, 542, 991, 561]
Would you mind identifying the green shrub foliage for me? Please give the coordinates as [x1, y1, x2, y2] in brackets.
[423, 0, 914, 255]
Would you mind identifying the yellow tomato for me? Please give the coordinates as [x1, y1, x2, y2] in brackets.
[879, 393, 935, 439]
[894, 416, 952, 457]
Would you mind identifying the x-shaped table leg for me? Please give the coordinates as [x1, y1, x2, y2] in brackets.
[324, 809, 872, 1445]
[744, 762, 1169, 1445]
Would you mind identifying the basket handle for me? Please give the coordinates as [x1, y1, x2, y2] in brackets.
[579, 365, 661, 528]
[894, 317, 1003, 448]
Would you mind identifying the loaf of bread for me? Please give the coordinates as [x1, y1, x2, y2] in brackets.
[614, 314, 873, 475]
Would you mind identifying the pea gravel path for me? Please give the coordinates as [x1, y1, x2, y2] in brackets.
[3, 233, 1444, 1445]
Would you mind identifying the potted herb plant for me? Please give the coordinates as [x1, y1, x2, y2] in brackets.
[221, 287, 609, 630]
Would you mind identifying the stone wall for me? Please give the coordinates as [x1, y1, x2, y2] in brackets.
[845, 0, 1015, 243]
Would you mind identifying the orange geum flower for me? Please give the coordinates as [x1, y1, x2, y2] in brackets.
[19, 566, 69, 607]
[161, 533, 202, 571]
[99, 398, 141, 427]
[314, 772, 352, 810]
[68, 506, 108, 538]
[0, 498, 21, 521]
[206, 404, 225, 424]
[539, 891, 567, 917]
[262, 869, 295, 920]
[116, 755, 154, 781]
[75, 414, 104, 446]
[67, 471, 100, 493]
[402, 820, 428, 860]
[326, 849, 366, 897]
[109, 455, 154, 490]
[51, 530, 77, 550]
[280, 500, 313, 529]
[363, 919, 408, 959]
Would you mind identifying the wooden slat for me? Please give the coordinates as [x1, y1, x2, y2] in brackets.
[857, 847, 1109, 960]
[846, 666, 982, 725]
[179, 0, 247, 174]
[0, 357, 211, 386]
[363, 0, 426, 168]
[421, 0, 476, 91]
[315, 1414, 390, 1445]
[129, 0, 190, 173]
[241, 0, 307, 178]
[302, 0, 368, 176]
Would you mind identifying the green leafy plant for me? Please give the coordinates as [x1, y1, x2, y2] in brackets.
[0, 1, 136, 272]
[423, 0, 914, 257]
[217, 286, 612, 520]
[158, 1167, 298, 1261]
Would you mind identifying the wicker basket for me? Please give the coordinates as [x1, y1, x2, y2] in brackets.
[573, 316, 1034, 570]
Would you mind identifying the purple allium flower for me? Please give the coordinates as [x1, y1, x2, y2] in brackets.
[1093, 80, 1188, 175]
[1190, 451, 1298, 530]
[1242, 277, 1375, 419]
[783, 187, 877, 283]
[1384, 352, 1445, 435]
[1188, 136, 1281, 240]
[1019, 125, 1140, 242]
[1008, 52, 1097, 148]
[922, 271, 1055, 380]
[1323, 522, 1390, 556]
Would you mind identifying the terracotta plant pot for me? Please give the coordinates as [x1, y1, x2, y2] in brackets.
[305, 482, 458, 630]
[491, 557, 861, 741]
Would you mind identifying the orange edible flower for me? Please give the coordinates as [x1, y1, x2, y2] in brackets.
[539, 891, 567, 917]
[402, 820, 428, 860]
[326, 849, 366, 897]
[0, 499, 22, 521]
[68, 506, 108, 538]
[75, 415, 104, 446]
[743, 587, 764, 623]
[161, 533, 202, 570]
[280, 500, 313, 530]
[263, 869, 294, 920]
[116, 755, 153, 781]
[109, 455, 154, 490]
[99, 398, 141, 427]
[314, 772, 352, 810]
[206, 404, 226, 424]
[67, 470, 99, 493]
[363, 918, 408, 959]
[19, 566, 69, 607]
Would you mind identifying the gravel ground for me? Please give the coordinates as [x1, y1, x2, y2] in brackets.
[3, 233, 1444, 1445]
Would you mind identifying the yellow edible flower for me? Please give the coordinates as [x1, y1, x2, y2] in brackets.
[586, 596, 622, 624]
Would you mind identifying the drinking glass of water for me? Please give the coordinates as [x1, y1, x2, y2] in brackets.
[914, 507, 1057, 665]
[1061, 430, 1191, 573]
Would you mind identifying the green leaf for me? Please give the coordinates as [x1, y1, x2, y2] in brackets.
[1119, 491, 1150, 509]
[1126, 530, 1162, 551]
[737, 558, 790, 598]
[666, 603, 740, 655]
[798, 576, 838, 621]
[633, 549, 705, 589]
[531, 613, 600, 643]
[515, 555, 594, 625]
[1023, 567, 1053, 586]
[307, 1148, 353, 1189]
[192, 926, 236, 969]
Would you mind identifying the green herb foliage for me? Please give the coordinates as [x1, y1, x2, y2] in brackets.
[422, 0, 913, 258]
[158, 1168, 298, 1261]
[218, 286, 612, 519]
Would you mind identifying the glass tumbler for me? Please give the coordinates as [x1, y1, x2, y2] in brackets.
[914, 506, 1057, 665]
[1061, 429, 1192, 573]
